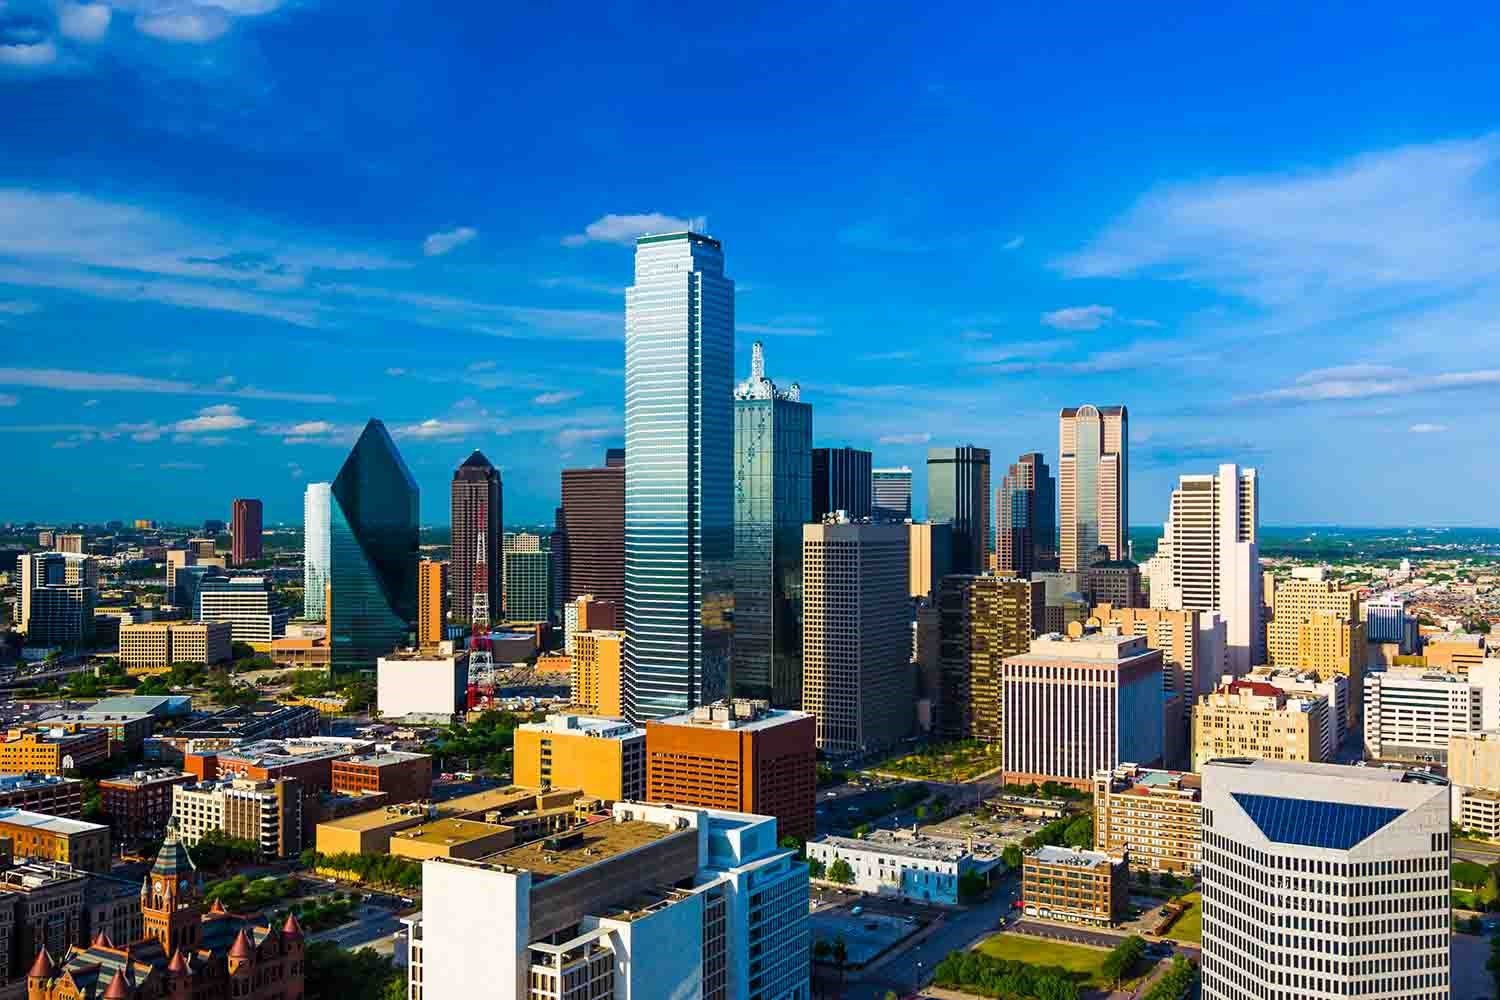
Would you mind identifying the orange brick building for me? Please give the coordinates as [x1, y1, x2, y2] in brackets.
[0, 729, 110, 776]
[330, 752, 431, 804]
[645, 699, 816, 842]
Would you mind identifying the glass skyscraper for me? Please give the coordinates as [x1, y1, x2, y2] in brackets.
[302, 482, 331, 621]
[623, 231, 734, 722]
[812, 447, 872, 520]
[927, 445, 991, 574]
[733, 341, 812, 707]
[330, 419, 419, 675]
[871, 466, 913, 522]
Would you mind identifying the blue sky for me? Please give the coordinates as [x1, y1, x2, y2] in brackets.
[3, 3, 1500, 527]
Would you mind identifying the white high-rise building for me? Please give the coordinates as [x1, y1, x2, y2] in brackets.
[1363, 666, 1500, 763]
[303, 482, 331, 622]
[871, 466, 913, 522]
[406, 801, 809, 1000]
[1156, 464, 1261, 674]
[1199, 758, 1451, 1000]
[623, 231, 735, 723]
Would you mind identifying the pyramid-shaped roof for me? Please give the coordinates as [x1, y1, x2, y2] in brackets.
[151, 831, 195, 879]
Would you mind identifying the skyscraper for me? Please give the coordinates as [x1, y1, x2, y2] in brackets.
[502, 533, 551, 622]
[450, 451, 502, 627]
[1199, 758, 1450, 1000]
[417, 558, 449, 647]
[1156, 464, 1261, 674]
[937, 575, 1043, 742]
[302, 482, 331, 622]
[329, 419, 419, 676]
[801, 520, 910, 754]
[811, 447, 871, 520]
[559, 448, 625, 606]
[732, 341, 812, 707]
[1058, 405, 1128, 571]
[871, 466, 913, 522]
[996, 452, 1056, 577]
[926, 445, 990, 573]
[230, 498, 263, 566]
[623, 231, 734, 722]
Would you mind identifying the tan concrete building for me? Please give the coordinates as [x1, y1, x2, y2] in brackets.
[1425, 633, 1487, 672]
[120, 621, 232, 672]
[1191, 678, 1326, 770]
[1451, 730, 1500, 790]
[908, 522, 947, 599]
[1057, 405, 1127, 572]
[571, 630, 623, 717]
[513, 714, 645, 803]
[1266, 573, 1365, 726]
[1092, 604, 1227, 721]
[389, 817, 514, 861]
[937, 575, 1042, 742]
[1022, 845, 1128, 926]
[1092, 765, 1201, 874]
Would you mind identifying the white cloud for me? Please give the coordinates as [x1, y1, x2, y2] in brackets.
[533, 390, 580, 406]
[563, 213, 706, 247]
[0, 393, 16, 406]
[0, 300, 39, 315]
[58, 3, 111, 42]
[422, 226, 477, 257]
[0, 40, 58, 67]
[555, 427, 615, 448]
[1295, 364, 1405, 384]
[959, 330, 993, 342]
[0, 366, 334, 403]
[1246, 367, 1500, 405]
[385, 367, 406, 376]
[392, 418, 484, 440]
[82, 398, 98, 407]
[1409, 423, 1448, 434]
[288, 462, 303, 478]
[879, 432, 931, 446]
[171, 403, 251, 433]
[135, 9, 231, 42]
[215, 374, 236, 386]
[533, 275, 623, 295]
[739, 321, 822, 338]
[1041, 305, 1115, 331]
[1003, 236, 1024, 251]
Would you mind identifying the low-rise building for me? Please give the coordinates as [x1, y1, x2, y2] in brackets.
[1191, 679, 1327, 771]
[1244, 666, 1347, 755]
[1363, 667, 1492, 763]
[0, 774, 83, 818]
[805, 830, 1003, 904]
[330, 752, 432, 805]
[389, 816, 515, 861]
[513, 714, 645, 804]
[172, 777, 303, 858]
[85, 695, 192, 720]
[314, 785, 593, 858]
[118, 621, 231, 672]
[1021, 845, 1128, 927]
[0, 728, 110, 776]
[1092, 765, 1201, 874]
[0, 810, 109, 873]
[169, 703, 320, 744]
[376, 646, 469, 721]
[1425, 633, 1486, 672]
[0, 859, 89, 995]
[97, 768, 195, 844]
[40, 713, 154, 757]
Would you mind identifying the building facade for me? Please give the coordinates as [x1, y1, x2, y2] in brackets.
[937, 575, 1042, 742]
[98, 769, 195, 845]
[801, 521, 910, 756]
[571, 630, 623, 718]
[927, 445, 991, 574]
[302, 481, 331, 622]
[996, 452, 1056, 577]
[197, 578, 288, 646]
[330, 419, 419, 675]
[451, 450, 502, 628]
[0, 811, 109, 873]
[1092, 765, 1201, 873]
[622, 231, 735, 723]
[732, 341, 812, 708]
[811, 447, 871, 521]
[1198, 758, 1451, 1000]
[871, 467, 912, 522]
[806, 830, 1000, 904]
[907, 522, 953, 600]
[1363, 667, 1489, 763]
[1021, 846, 1127, 926]
[416, 559, 448, 648]
[172, 778, 303, 859]
[376, 648, 469, 720]
[1057, 405, 1128, 572]
[119, 622, 231, 672]
[560, 450, 625, 607]
[229, 499, 262, 567]
[1191, 679, 1326, 770]
[513, 714, 646, 803]
[501, 540, 550, 623]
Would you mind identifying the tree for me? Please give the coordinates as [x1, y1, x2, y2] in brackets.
[1101, 935, 1146, 988]
[779, 834, 803, 855]
[305, 942, 402, 1000]
[1062, 815, 1093, 849]
[957, 871, 987, 902]
[827, 858, 856, 885]
[1002, 844, 1023, 870]
[806, 857, 826, 879]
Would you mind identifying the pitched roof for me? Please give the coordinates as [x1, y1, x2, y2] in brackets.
[151, 831, 195, 879]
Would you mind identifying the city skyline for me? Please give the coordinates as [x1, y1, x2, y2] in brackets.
[4, 8, 1500, 527]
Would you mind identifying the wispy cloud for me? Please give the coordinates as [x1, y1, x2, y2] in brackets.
[0, 300, 40, 316]
[555, 426, 615, 448]
[391, 417, 487, 441]
[858, 350, 916, 362]
[422, 226, 477, 257]
[739, 318, 823, 338]
[0, 394, 17, 407]
[1409, 423, 1448, 434]
[533, 390, 580, 406]
[0, 366, 335, 403]
[1136, 438, 1267, 469]
[0, 40, 58, 67]
[57, 3, 112, 43]
[562, 213, 705, 247]
[533, 275, 623, 296]
[1003, 235, 1025, 251]
[172, 403, 251, 433]
[1041, 305, 1115, 331]
[1245, 366, 1500, 405]
[878, 432, 931, 446]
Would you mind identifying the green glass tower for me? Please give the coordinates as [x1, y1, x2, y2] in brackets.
[732, 341, 812, 707]
[330, 418, 419, 675]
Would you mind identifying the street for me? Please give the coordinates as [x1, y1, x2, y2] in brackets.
[307, 903, 407, 954]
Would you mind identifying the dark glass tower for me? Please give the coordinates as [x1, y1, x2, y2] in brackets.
[997, 452, 1057, 577]
[330, 419, 419, 675]
[560, 449, 625, 606]
[927, 444, 991, 574]
[451, 450, 502, 626]
[732, 342, 812, 707]
[812, 447, 872, 521]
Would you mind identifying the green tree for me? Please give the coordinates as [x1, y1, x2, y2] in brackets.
[806, 857, 826, 879]
[957, 871, 987, 902]
[1062, 814, 1093, 849]
[1002, 844, 1023, 870]
[304, 942, 402, 1000]
[827, 858, 856, 885]
[1101, 935, 1145, 988]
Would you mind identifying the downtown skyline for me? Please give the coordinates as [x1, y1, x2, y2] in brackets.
[4, 6, 1500, 527]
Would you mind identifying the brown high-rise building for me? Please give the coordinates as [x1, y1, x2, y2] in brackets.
[1057, 406, 1128, 572]
[417, 559, 449, 648]
[559, 448, 624, 606]
[938, 575, 1043, 742]
[230, 499, 263, 566]
[644, 699, 816, 842]
[451, 451, 502, 626]
[997, 453, 1056, 577]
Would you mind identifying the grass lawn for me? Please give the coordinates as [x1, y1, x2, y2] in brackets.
[1162, 892, 1202, 944]
[976, 933, 1110, 987]
[872, 740, 1004, 782]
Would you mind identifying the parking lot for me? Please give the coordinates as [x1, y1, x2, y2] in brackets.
[922, 808, 1052, 848]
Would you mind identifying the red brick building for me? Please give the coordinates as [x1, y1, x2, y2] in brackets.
[26, 833, 304, 1000]
[645, 699, 816, 842]
[330, 752, 431, 804]
[97, 770, 195, 845]
[0, 774, 84, 818]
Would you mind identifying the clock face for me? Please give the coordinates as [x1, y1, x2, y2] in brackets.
[154, 880, 163, 894]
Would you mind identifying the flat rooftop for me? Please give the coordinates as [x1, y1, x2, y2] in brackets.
[0, 809, 106, 836]
[485, 820, 677, 881]
[653, 699, 811, 733]
[336, 751, 430, 768]
[318, 803, 433, 833]
[214, 738, 371, 768]
[596, 885, 698, 923]
[1028, 845, 1117, 868]
[813, 831, 975, 863]
[1203, 757, 1448, 786]
[1020, 631, 1152, 662]
[519, 715, 643, 740]
[98, 769, 190, 788]
[0, 773, 80, 791]
[392, 817, 506, 846]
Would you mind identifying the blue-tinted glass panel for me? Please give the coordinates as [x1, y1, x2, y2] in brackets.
[1232, 792, 1404, 850]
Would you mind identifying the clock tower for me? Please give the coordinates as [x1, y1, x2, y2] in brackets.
[142, 830, 203, 955]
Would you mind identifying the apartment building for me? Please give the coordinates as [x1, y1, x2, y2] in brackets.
[0, 728, 110, 776]
[172, 777, 303, 858]
[1092, 765, 1202, 874]
[0, 774, 83, 818]
[331, 752, 432, 804]
[97, 768, 194, 843]
[513, 714, 645, 803]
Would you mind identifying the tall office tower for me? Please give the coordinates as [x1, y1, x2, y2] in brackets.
[1057, 405, 1128, 571]
[872, 466, 913, 522]
[165, 548, 195, 595]
[502, 537, 551, 622]
[417, 558, 449, 647]
[1002, 631, 1165, 788]
[732, 341, 812, 707]
[560, 450, 625, 607]
[302, 482, 331, 622]
[937, 575, 1043, 742]
[997, 452, 1057, 577]
[550, 505, 566, 621]
[451, 450, 502, 626]
[1199, 758, 1451, 1000]
[17, 552, 96, 644]
[1364, 592, 1419, 655]
[1093, 604, 1227, 725]
[811, 446, 871, 520]
[623, 231, 734, 722]
[907, 521, 954, 600]
[56, 533, 84, 555]
[1157, 463, 1262, 675]
[329, 419, 419, 676]
[229, 498, 263, 566]
[927, 445, 991, 573]
[801, 520, 910, 754]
